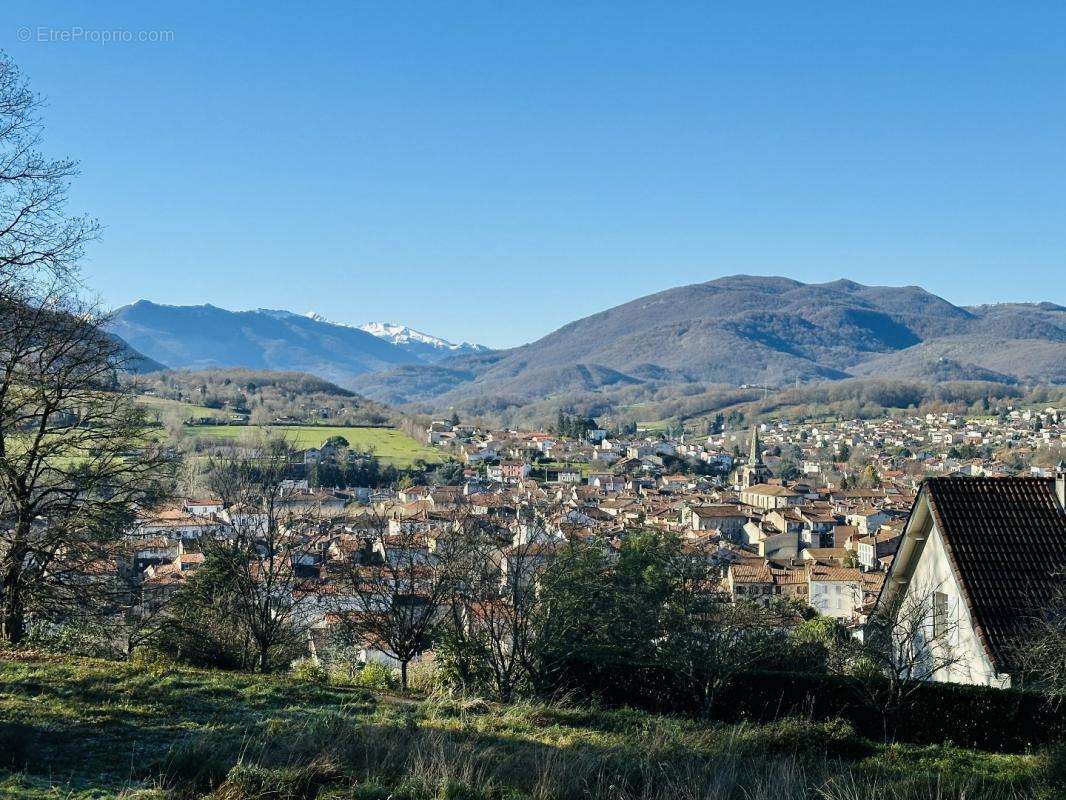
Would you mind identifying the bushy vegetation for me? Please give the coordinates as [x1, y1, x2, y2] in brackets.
[129, 368, 394, 426]
[0, 654, 1056, 799]
[645, 379, 1034, 433]
[130, 511, 1064, 756]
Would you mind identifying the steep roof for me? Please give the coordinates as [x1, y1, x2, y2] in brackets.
[744, 483, 799, 497]
[922, 477, 1066, 672]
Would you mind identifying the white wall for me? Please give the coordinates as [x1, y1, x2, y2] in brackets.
[903, 522, 1007, 687]
[810, 580, 861, 619]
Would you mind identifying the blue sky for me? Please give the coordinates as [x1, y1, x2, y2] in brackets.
[5, 2, 1065, 348]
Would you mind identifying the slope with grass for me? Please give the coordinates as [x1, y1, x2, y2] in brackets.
[137, 394, 233, 422]
[0, 654, 1052, 800]
[128, 368, 397, 427]
[181, 424, 441, 466]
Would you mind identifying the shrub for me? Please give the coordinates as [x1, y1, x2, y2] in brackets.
[156, 734, 236, 794]
[21, 620, 123, 660]
[1037, 742, 1066, 799]
[734, 718, 874, 760]
[291, 657, 330, 684]
[718, 671, 1065, 751]
[212, 762, 339, 800]
[406, 659, 440, 695]
[433, 631, 492, 697]
[322, 644, 365, 684]
[355, 661, 397, 692]
[552, 662, 1065, 751]
[130, 644, 178, 671]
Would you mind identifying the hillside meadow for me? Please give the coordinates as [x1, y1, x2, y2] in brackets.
[137, 394, 232, 422]
[134, 393, 440, 467]
[179, 425, 441, 467]
[0, 654, 1058, 800]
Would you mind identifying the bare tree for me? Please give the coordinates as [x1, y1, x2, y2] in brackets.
[447, 532, 551, 702]
[201, 441, 331, 672]
[328, 510, 467, 690]
[123, 573, 180, 656]
[0, 54, 98, 293]
[666, 574, 782, 713]
[1014, 575, 1066, 708]
[0, 53, 153, 645]
[0, 297, 170, 643]
[847, 583, 968, 740]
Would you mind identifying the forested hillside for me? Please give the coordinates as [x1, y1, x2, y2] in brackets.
[126, 369, 395, 426]
[351, 277, 1064, 416]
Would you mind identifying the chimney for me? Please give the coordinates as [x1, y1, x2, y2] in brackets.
[1057, 461, 1065, 511]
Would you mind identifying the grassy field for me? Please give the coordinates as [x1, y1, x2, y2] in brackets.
[134, 396, 441, 468]
[136, 395, 231, 421]
[181, 425, 441, 467]
[0, 654, 1052, 800]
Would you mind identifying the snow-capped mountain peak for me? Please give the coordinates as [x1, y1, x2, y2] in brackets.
[297, 313, 487, 361]
[358, 321, 466, 350]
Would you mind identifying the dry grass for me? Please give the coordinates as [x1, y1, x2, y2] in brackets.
[0, 655, 1050, 800]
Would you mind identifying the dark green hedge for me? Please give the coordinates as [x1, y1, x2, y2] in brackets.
[551, 660, 1063, 751]
[720, 670, 1063, 752]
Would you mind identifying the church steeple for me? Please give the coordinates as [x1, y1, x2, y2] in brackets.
[737, 426, 771, 489]
[748, 427, 762, 465]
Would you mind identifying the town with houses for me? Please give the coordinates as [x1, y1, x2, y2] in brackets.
[127, 402, 1066, 688]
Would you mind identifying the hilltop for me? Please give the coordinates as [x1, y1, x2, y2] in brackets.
[357, 321, 490, 361]
[109, 301, 422, 386]
[107, 303, 491, 386]
[351, 277, 1065, 415]
[126, 368, 395, 426]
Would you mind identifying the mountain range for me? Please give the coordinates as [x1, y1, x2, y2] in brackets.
[108, 302, 489, 389]
[349, 277, 1065, 410]
[108, 278, 1065, 414]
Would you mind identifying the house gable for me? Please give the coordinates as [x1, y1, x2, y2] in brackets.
[878, 477, 1066, 685]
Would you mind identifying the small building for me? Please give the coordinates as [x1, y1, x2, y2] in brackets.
[857, 529, 901, 571]
[688, 505, 747, 538]
[808, 565, 864, 620]
[740, 483, 803, 510]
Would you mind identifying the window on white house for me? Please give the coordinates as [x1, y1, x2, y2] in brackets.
[933, 591, 950, 639]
